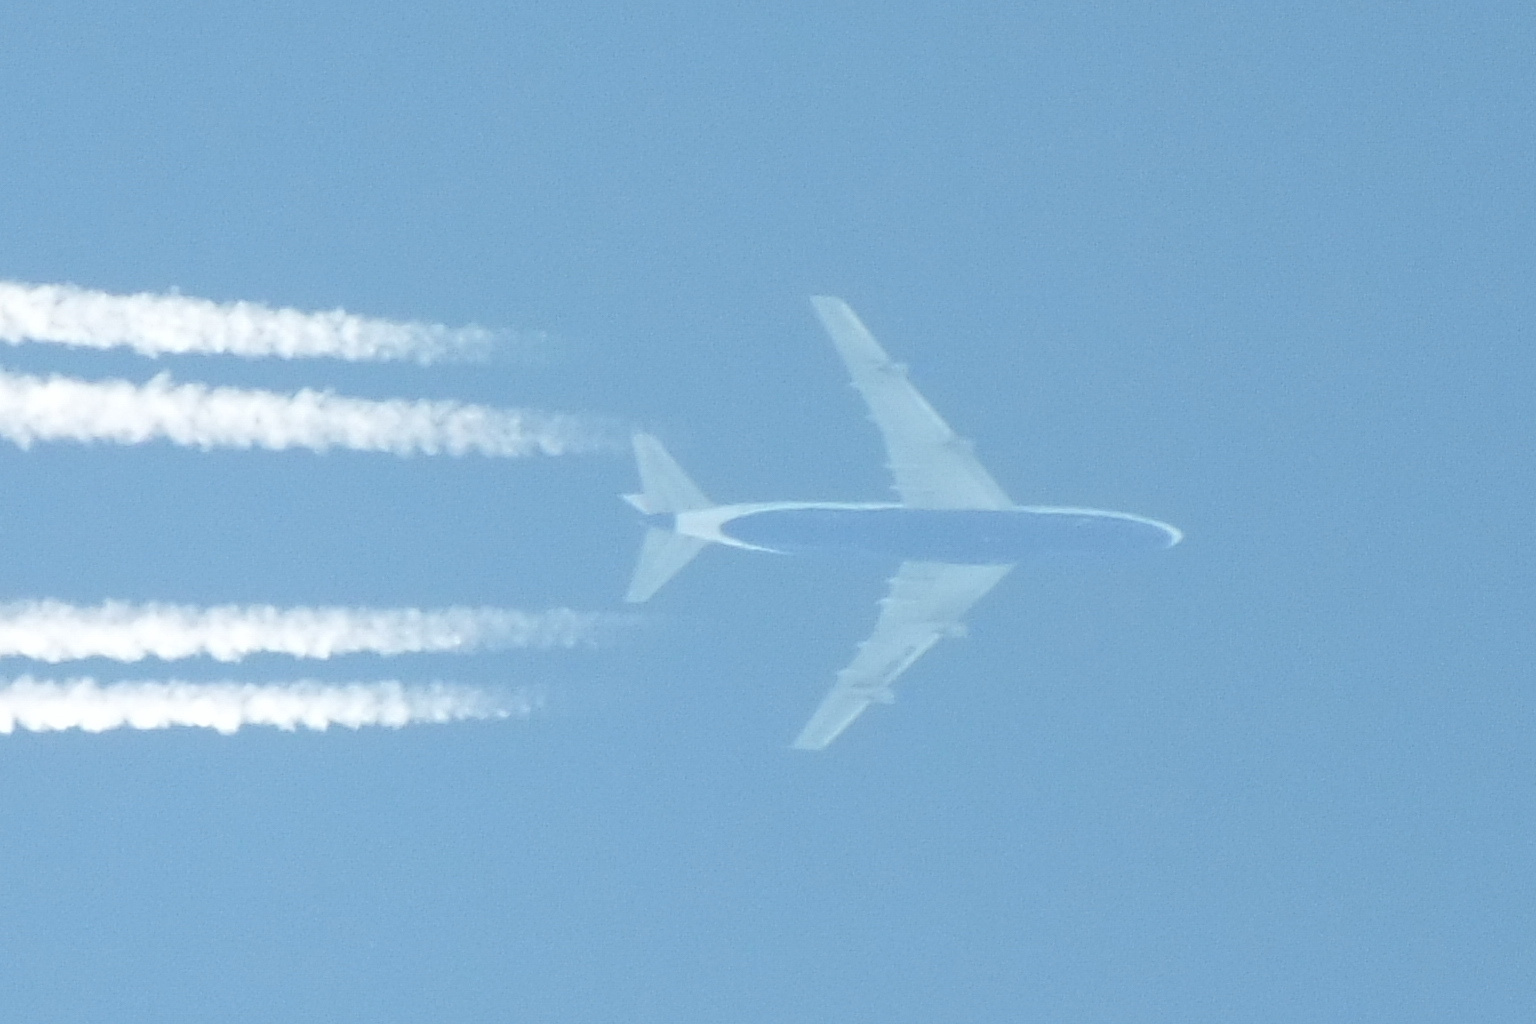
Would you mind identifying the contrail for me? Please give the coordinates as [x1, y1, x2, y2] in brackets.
[0, 369, 610, 456]
[0, 677, 537, 734]
[0, 601, 612, 663]
[0, 280, 500, 363]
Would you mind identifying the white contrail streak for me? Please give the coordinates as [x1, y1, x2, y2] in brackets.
[0, 280, 499, 363]
[0, 677, 537, 734]
[0, 369, 609, 456]
[0, 601, 609, 663]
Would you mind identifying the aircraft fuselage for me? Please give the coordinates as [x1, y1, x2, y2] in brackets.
[669, 502, 1181, 564]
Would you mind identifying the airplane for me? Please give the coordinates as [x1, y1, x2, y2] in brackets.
[622, 296, 1182, 750]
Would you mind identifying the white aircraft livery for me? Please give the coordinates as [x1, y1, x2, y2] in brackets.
[623, 297, 1182, 750]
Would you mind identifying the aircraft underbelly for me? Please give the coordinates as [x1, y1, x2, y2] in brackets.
[722, 507, 1170, 561]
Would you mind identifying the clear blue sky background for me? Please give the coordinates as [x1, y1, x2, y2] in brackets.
[0, 4, 1531, 1021]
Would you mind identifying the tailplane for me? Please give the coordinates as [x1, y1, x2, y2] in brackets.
[622, 433, 711, 515]
[622, 434, 712, 602]
[625, 529, 708, 603]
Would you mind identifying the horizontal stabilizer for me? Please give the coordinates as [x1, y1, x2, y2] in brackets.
[625, 528, 707, 603]
[629, 433, 710, 514]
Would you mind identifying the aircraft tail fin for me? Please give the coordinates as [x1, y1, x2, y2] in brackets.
[625, 528, 708, 603]
[622, 434, 713, 602]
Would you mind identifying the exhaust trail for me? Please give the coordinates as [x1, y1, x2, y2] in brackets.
[0, 601, 613, 663]
[0, 677, 537, 734]
[0, 280, 500, 363]
[0, 369, 611, 456]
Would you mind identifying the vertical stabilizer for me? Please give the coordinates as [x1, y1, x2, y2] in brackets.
[622, 434, 713, 602]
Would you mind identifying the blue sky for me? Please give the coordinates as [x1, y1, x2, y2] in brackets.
[0, 3, 1531, 1021]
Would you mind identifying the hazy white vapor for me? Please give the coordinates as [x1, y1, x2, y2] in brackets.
[0, 369, 608, 456]
[0, 677, 537, 734]
[0, 280, 499, 363]
[0, 601, 608, 663]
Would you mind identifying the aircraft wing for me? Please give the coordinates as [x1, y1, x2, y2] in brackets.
[811, 296, 1013, 510]
[791, 560, 1013, 750]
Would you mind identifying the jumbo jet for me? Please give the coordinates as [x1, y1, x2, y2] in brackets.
[622, 297, 1181, 750]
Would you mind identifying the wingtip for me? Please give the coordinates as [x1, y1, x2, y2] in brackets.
[809, 294, 847, 314]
